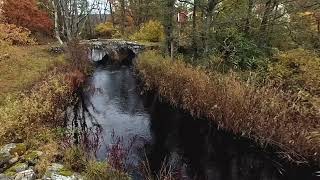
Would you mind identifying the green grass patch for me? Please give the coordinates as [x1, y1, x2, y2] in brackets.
[84, 161, 130, 180]
[58, 167, 74, 177]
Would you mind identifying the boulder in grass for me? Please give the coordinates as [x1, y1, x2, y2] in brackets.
[0, 144, 16, 171]
[5, 163, 28, 174]
[43, 163, 83, 180]
[0, 173, 10, 180]
[23, 151, 43, 166]
[14, 169, 35, 180]
[9, 144, 27, 157]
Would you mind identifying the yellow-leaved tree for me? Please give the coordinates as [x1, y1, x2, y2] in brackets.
[130, 20, 164, 42]
[95, 22, 119, 39]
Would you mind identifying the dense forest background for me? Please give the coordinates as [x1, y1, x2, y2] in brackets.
[2, 1, 320, 54]
[3, 0, 320, 74]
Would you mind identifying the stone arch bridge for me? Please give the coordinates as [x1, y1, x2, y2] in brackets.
[80, 39, 145, 63]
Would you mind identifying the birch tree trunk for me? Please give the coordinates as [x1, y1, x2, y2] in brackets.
[59, 0, 72, 41]
[52, 0, 63, 44]
[109, 1, 115, 26]
[72, 0, 79, 37]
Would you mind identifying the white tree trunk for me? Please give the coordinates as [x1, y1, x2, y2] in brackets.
[52, 0, 63, 44]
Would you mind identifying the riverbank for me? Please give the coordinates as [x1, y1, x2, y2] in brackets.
[135, 51, 320, 164]
[0, 44, 66, 103]
[0, 43, 130, 179]
[0, 43, 81, 179]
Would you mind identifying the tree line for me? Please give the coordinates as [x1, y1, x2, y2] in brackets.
[1, 0, 320, 62]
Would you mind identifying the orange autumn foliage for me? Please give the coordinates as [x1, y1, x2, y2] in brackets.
[2, 0, 53, 34]
[0, 23, 35, 45]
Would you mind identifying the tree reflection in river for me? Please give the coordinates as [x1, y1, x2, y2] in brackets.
[66, 47, 318, 179]
[66, 82, 104, 156]
[71, 63, 317, 180]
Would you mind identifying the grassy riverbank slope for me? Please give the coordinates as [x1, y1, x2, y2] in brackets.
[136, 51, 320, 163]
[0, 43, 75, 173]
[0, 42, 130, 179]
[0, 43, 66, 103]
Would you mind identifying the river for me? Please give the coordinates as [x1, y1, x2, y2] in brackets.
[73, 49, 317, 180]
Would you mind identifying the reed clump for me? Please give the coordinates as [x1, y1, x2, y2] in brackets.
[136, 51, 320, 163]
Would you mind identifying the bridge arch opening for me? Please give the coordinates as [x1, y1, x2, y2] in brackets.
[119, 47, 136, 66]
[97, 47, 136, 66]
[101, 53, 110, 64]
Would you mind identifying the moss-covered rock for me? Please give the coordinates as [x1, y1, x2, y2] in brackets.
[0, 173, 9, 179]
[4, 170, 16, 177]
[9, 143, 27, 156]
[23, 151, 42, 165]
[58, 167, 73, 177]
[15, 169, 36, 180]
[0, 144, 16, 170]
[44, 163, 83, 180]
[0, 152, 11, 168]
[5, 162, 28, 173]
[0, 144, 16, 154]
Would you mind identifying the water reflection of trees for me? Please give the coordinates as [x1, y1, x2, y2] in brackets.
[65, 85, 104, 155]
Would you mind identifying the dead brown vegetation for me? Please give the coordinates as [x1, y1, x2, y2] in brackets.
[136, 51, 320, 163]
[0, 42, 90, 177]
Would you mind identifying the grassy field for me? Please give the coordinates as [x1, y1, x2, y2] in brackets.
[0, 43, 66, 102]
[0, 43, 72, 174]
[136, 51, 320, 163]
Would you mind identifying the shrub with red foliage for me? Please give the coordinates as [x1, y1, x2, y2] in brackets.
[2, 0, 53, 34]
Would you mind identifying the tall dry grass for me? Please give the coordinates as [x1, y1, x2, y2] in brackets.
[136, 51, 320, 163]
[141, 156, 177, 180]
[0, 67, 80, 144]
[0, 42, 89, 147]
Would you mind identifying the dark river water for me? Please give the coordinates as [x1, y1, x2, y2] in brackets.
[77, 51, 318, 180]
